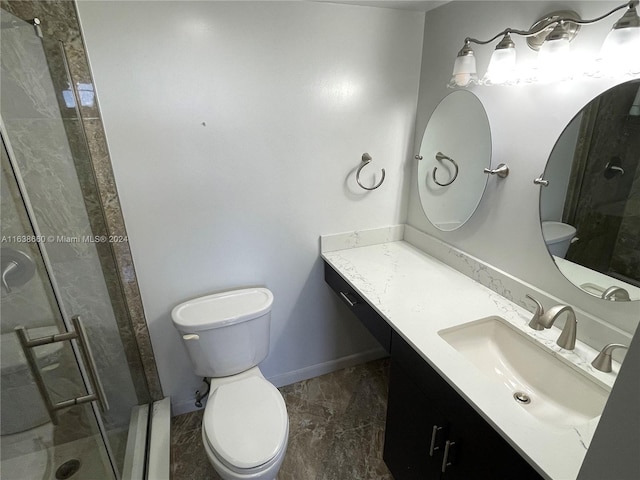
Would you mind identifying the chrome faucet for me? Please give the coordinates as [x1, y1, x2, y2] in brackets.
[601, 286, 630, 301]
[591, 343, 629, 372]
[538, 304, 578, 350]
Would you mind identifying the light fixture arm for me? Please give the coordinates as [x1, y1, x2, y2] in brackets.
[570, 0, 637, 26]
[463, 1, 636, 47]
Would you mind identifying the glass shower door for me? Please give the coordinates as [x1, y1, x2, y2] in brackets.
[1, 140, 116, 479]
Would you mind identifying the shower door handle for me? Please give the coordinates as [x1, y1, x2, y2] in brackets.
[71, 315, 110, 413]
[15, 315, 109, 425]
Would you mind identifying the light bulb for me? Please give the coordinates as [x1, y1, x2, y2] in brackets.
[537, 34, 571, 83]
[483, 34, 517, 85]
[600, 25, 640, 75]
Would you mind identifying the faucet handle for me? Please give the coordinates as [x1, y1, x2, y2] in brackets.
[525, 294, 545, 331]
[601, 286, 631, 301]
[591, 343, 629, 373]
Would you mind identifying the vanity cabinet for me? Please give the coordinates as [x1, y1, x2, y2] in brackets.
[324, 261, 392, 353]
[384, 331, 542, 480]
[324, 260, 542, 479]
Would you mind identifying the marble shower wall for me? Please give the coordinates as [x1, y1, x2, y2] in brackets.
[1, 149, 61, 326]
[564, 81, 640, 285]
[1, 0, 162, 412]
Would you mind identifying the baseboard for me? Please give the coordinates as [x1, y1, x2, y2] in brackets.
[171, 348, 388, 416]
[172, 397, 203, 417]
[266, 347, 388, 388]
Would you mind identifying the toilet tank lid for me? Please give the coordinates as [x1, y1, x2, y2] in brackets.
[171, 288, 273, 331]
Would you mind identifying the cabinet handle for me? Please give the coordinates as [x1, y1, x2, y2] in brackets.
[429, 425, 442, 456]
[339, 291, 359, 307]
[441, 440, 455, 473]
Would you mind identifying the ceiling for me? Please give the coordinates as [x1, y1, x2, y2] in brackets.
[314, 1, 449, 12]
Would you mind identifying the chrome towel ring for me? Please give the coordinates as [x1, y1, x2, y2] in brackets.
[356, 153, 385, 191]
[432, 152, 458, 187]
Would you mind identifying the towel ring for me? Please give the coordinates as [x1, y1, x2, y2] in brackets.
[356, 153, 385, 191]
[432, 152, 458, 187]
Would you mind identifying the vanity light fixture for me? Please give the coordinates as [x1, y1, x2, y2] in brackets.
[449, 0, 640, 87]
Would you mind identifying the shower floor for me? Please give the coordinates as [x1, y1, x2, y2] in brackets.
[1, 421, 128, 480]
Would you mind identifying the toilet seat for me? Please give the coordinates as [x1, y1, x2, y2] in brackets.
[203, 376, 288, 473]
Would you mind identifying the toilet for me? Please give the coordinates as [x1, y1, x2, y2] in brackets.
[1, 326, 64, 435]
[171, 288, 288, 480]
[541, 221, 577, 258]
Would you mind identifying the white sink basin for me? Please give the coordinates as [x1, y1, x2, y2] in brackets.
[438, 316, 609, 428]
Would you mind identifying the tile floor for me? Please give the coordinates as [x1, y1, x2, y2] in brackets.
[171, 358, 392, 479]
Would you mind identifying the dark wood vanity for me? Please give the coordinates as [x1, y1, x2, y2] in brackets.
[324, 261, 542, 479]
[324, 261, 392, 353]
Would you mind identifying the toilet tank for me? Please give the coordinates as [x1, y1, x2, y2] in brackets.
[541, 221, 577, 259]
[171, 288, 274, 377]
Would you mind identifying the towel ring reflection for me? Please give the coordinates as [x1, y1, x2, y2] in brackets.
[356, 153, 385, 191]
[432, 152, 458, 187]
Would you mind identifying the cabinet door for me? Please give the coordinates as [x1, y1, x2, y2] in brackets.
[384, 360, 447, 479]
[390, 332, 542, 480]
[441, 410, 542, 480]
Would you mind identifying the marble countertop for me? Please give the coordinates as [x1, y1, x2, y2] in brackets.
[321, 233, 618, 480]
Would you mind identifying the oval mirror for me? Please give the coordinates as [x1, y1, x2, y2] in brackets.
[540, 79, 640, 301]
[417, 90, 491, 231]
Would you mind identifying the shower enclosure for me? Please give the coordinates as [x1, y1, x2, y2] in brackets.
[1, 7, 158, 479]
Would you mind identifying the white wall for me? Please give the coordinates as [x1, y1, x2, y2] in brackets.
[77, 0, 424, 412]
[408, 1, 639, 334]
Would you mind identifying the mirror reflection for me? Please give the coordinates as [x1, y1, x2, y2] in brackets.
[418, 90, 491, 231]
[540, 79, 640, 301]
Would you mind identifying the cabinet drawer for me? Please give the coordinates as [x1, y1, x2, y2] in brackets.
[324, 261, 392, 353]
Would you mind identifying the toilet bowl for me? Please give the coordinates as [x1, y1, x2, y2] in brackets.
[171, 288, 289, 480]
[541, 221, 577, 258]
[201, 368, 288, 480]
[1, 326, 64, 435]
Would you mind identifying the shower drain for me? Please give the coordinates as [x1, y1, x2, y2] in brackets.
[513, 391, 531, 405]
[55, 459, 81, 479]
